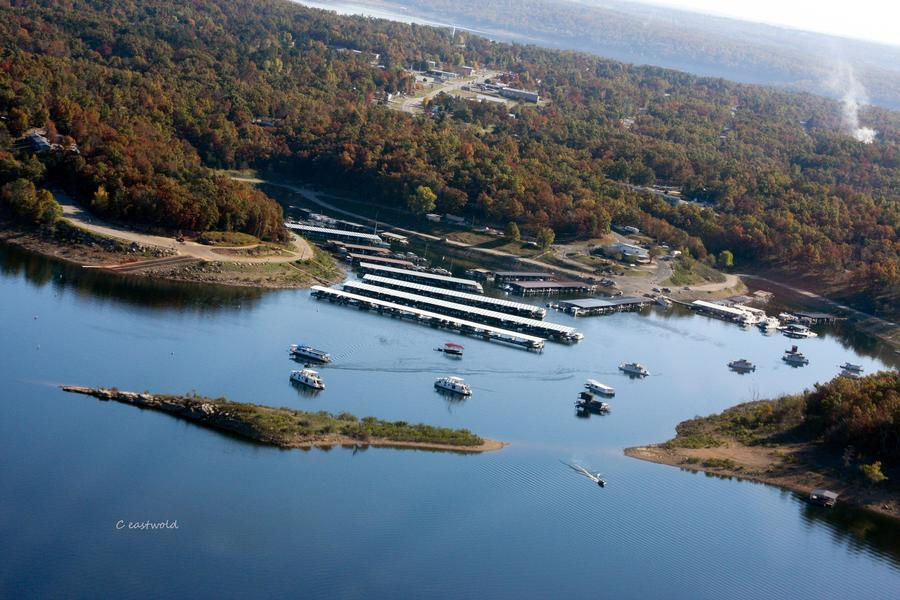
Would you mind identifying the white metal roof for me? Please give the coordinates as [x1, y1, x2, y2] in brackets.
[311, 286, 544, 346]
[343, 281, 577, 337]
[358, 262, 483, 291]
[362, 275, 545, 317]
[286, 223, 382, 242]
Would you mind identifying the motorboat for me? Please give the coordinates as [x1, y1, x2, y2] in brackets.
[619, 362, 650, 377]
[576, 395, 611, 415]
[435, 342, 464, 357]
[728, 359, 756, 372]
[782, 346, 809, 366]
[757, 316, 780, 331]
[656, 296, 672, 307]
[585, 379, 616, 397]
[434, 376, 472, 396]
[290, 368, 325, 390]
[840, 362, 864, 373]
[289, 344, 332, 363]
[780, 323, 817, 338]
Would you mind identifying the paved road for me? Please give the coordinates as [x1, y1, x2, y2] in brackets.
[388, 70, 504, 114]
[57, 193, 312, 263]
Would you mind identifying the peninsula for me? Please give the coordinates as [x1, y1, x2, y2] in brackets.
[61, 386, 502, 453]
[626, 372, 899, 520]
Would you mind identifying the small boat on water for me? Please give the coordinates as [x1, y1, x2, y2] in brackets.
[290, 368, 325, 390]
[783, 346, 809, 366]
[585, 379, 616, 397]
[757, 316, 780, 332]
[434, 376, 472, 396]
[780, 323, 817, 338]
[576, 393, 611, 415]
[656, 296, 672, 307]
[619, 362, 650, 377]
[289, 344, 332, 363]
[728, 359, 756, 372]
[840, 362, 864, 373]
[435, 342, 464, 357]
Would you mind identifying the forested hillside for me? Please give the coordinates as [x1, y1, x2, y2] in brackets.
[0, 0, 897, 312]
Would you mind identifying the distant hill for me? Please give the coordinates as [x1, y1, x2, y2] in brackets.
[331, 0, 900, 109]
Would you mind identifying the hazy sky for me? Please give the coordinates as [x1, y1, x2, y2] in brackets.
[644, 0, 899, 47]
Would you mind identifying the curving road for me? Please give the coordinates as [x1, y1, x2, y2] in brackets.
[56, 193, 312, 263]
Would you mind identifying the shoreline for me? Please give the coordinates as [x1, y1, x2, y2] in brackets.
[625, 443, 899, 522]
[0, 223, 344, 290]
[61, 386, 503, 454]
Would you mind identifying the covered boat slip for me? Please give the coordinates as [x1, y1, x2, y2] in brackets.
[357, 262, 484, 293]
[559, 297, 652, 315]
[343, 281, 581, 342]
[362, 274, 546, 319]
[310, 286, 545, 351]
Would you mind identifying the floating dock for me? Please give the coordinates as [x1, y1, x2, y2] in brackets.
[508, 280, 595, 296]
[362, 274, 546, 319]
[286, 223, 385, 246]
[343, 281, 581, 342]
[493, 271, 552, 283]
[311, 286, 544, 350]
[558, 297, 652, 316]
[357, 262, 483, 293]
[346, 253, 416, 268]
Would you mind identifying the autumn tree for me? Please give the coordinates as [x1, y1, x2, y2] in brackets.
[504, 221, 521, 242]
[408, 185, 437, 215]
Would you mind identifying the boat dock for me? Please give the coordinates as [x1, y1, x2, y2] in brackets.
[310, 286, 545, 350]
[346, 253, 416, 268]
[493, 271, 552, 283]
[508, 280, 596, 296]
[558, 297, 652, 316]
[357, 262, 484, 292]
[362, 274, 546, 319]
[343, 281, 581, 342]
[286, 223, 386, 246]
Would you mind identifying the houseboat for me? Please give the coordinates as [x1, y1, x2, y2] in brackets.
[619, 362, 650, 377]
[728, 359, 756, 372]
[290, 368, 325, 390]
[289, 344, 332, 363]
[780, 323, 817, 338]
[782, 346, 809, 366]
[585, 379, 616, 397]
[434, 376, 472, 396]
[576, 392, 611, 414]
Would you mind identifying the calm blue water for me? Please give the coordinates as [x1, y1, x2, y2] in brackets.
[1, 244, 898, 599]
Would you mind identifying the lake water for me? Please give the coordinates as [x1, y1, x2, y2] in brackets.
[1, 243, 899, 599]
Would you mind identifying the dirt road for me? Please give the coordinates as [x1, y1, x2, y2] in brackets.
[58, 194, 312, 263]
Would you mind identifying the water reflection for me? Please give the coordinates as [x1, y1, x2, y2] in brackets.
[800, 498, 900, 567]
[0, 242, 263, 313]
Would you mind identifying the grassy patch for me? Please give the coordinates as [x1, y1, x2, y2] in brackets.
[198, 231, 260, 246]
[160, 394, 485, 447]
[665, 256, 726, 286]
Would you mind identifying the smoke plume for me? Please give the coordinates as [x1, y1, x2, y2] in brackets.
[834, 62, 877, 143]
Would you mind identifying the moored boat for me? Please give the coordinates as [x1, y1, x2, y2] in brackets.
[434, 376, 472, 396]
[728, 359, 756, 372]
[782, 346, 809, 366]
[619, 362, 650, 377]
[840, 362, 863, 373]
[585, 379, 616, 396]
[289, 344, 332, 363]
[290, 368, 325, 390]
[576, 392, 611, 414]
[780, 323, 817, 338]
[436, 342, 464, 357]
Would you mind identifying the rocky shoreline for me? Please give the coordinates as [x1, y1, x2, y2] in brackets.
[61, 386, 503, 453]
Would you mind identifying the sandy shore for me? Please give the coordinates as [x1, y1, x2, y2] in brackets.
[625, 443, 899, 521]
